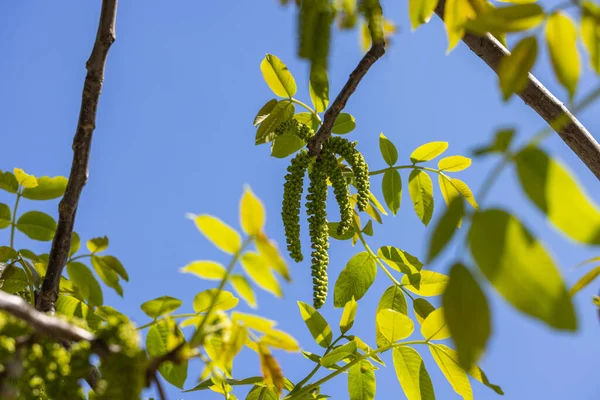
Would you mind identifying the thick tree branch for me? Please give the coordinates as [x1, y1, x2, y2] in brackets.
[307, 42, 386, 156]
[434, 0, 600, 181]
[37, 0, 118, 312]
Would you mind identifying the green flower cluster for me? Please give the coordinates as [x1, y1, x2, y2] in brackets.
[306, 158, 329, 309]
[326, 136, 370, 211]
[275, 119, 314, 141]
[282, 149, 311, 262]
[322, 149, 352, 235]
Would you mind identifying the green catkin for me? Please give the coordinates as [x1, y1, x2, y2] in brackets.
[306, 157, 329, 309]
[275, 119, 314, 141]
[360, 0, 384, 44]
[321, 148, 353, 235]
[282, 150, 311, 262]
[326, 136, 370, 212]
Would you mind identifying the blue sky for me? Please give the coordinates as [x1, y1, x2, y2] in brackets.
[1, 1, 600, 399]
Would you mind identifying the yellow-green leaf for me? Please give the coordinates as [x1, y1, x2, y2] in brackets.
[437, 155, 472, 172]
[0, 170, 18, 193]
[146, 319, 188, 389]
[255, 100, 295, 145]
[438, 175, 478, 209]
[241, 252, 282, 297]
[392, 346, 435, 400]
[21, 176, 68, 200]
[193, 215, 242, 255]
[410, 141, 448, 163]
[180, 260, 226, 280]
[376, 309, 414, 342]
[13, 168, 38, 189]
[309, 67, 329, 113]
[464, 4, 545, 35]
[332, 113, 356, 134]
[0, 204, 10, 230]
[254, 99, 278, 126]
[333, 252, 377, 307]
[193, 289, 239, 313]
[570, 266, 600, 296]
[444, 0, 478, 52]
[469, 209, 577, 330]
[413, 298, 436, 325]
[497, 36, 538, 101]
[408, 170, 434, 226]
[230, 274, 257, 308]
[430, 345, 473, 400]
[409, 0, 439, 30]
[546, 12, 581, 98]
[256, 236, 290, 281]
[376, 285, 409, 347]
[87, 236, 109, 253]
[321, 341, 358, 367]
[140, 296, 182, 319]
[70, 232, 81, 257]
[382, 169, 402, 216]
[298, 301, 333, 348]
[427, 197, 464, 263]
[340, 297, 358, 334]
[239, 186, 265, 236]
[379, 133, 398, 166]
[443, 263, 491, 370]
[421, 308, 451, 340]
[16, 211, 57, 242]
[402, 270, 449, 297]
[67, 262, 103, 307]
[231, 311, 276, 333]
[582, 1, 600, 74]
[261, 54, 296, 98]
[348, 360, 376, 400]
[262, 329, 300, 352]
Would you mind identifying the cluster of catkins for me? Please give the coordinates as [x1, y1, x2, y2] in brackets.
[279, 120, 370, 308]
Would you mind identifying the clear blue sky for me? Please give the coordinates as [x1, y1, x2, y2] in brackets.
[1, 1, 600, 399]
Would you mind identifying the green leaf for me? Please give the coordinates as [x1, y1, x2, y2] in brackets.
[271, 133, 306, 158]
[402, 270, 449, 297]
[498, 36, 538, 101]
[309, 68, 329, 113]
[328, 222, 355, 240]
[298, 301, 333, 347]
[0, 265, 28, 294]
[192, 214, 242, 255]
[256, 236, 290, 281]
[392, 346, 435, 400]
[438, 175, 478, 209]
[546, 12, 580, 98]
[231, 312, 276, 333]
[362, 220, 374, 236]
[430, 345, 473, 399]
[261, 54, 296, 98]
[413, 298, 436, 324]
[180, 260, 226, 280]
[421, 308, 451, 340]
[340, 297, 358, 333]
[376, 309, 414, 342]
[378, 246, 423, 274]
[16, 211, 57, 241]
[13, 168, 38, 188]
[67, 262, 103, 306]
[472, 128, 516, 156]
[0, 203, 11, 229]
[515, 147, 600, 245]
[332, 113, 356, 134]
[70, 232, 81, 257]
[382, 170, 402, 216]
[379, 133, 398, 166]
[0, 247, 18, 262]
[294, 112, 321, 131]
[146, 319, 188, 389]
[230, 274, 257, 308]
[408, 170, 434, 226]
[254, 99, 278, 126]
[241, 252, 282, 297]
[465, 4, 545, 35]
[320, 341, 358, 367]
[437, 155, 472, 172]
[582, 1, 600, 74]
[255, 100, 295, 145]
[444, 0, 478, 51]
[443, 263, 491, 370]
[348, 360, 376, 400]
[91, 256, 123, 297]
[240, 186, 265, 236]
[93, 255, 128, 281]
[376, 285, 408, 347]
[427, 197, 464, 262]
[469, 209, 576, 330]
[193, 289, 239, 313]
[21, 176, 68, 200]
[410, 142, 448, 163]
[56, 295, 100, 329]
[140, 296, 182, 319]
[0, 170, 18, 193]
[333, 252, 377, 307]
[570, 266, 600, 296]
[87, 236, 109, 253]
[245, 386, 279, 400]
[409, 0, 439, 30]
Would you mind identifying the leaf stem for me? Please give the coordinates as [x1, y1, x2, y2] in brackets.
[9, 189, 21, 249]
[369, 165, 439, 177]
[290, 335, 345, 395]
[291, 98, 322, 123]
[68, 254, 92, 264]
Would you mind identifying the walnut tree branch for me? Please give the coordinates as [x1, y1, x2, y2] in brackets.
[307, 41, 386, 156]
[434, 0, 600, 181]
[37, 0, 118, 313]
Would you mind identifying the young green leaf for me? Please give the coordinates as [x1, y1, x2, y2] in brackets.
[69, 232, 81, 257]
[0, 246, 18, 262]
[438, 175, 478, 209]
[427, 196, 464, 262]
[261, 54, 297, 98]
[93, 255, 128, 281]
[241, 252, 282, 297]
[515, 147, 600, 245]
[329, 222, 356, 240]
[56, 295, 99, 329]
[16, 211, 57, 241]
[546, 12, 581, 98]
[87, 236, 109, 253]
[362, 220, 374, 236]
[140, 296, 182, 319]
[255, 100, 295, 145]
[0, 203, 10, 229]
[309, 67, 329, 113]
[320, 341, 358, 367]
[421, 308, 451, 340]
[348, 360, 376, 400]
[430, 345, 473, 399]
[378, 247, 423, 274]
[254, 99, 278, 126]
[402, 270, 449, 297]
[376, 285, 408, 347]
[569, 266, 600, 296]
[469, 209, 577, 330]
[67, 262, 103, 306]
[193, 289, 239, 313]
[392, 346, 435, 400]
[0, 265, 28, 293]
[146, 319, 188, 389]
[230, 274, 257, 308]
[408, 170, 434, 226]
[444, 0, 478, 52]
[382, 169, 402, 216]
[180, 260, 226, 280]
[443, 264, 490, 370]
[297, 301, 333, 348]
[409, 0, 439, 30]
[379, 133, 398, 166]
[464, 4, 545, 34]
[21, 176, 68, 200]
[256, 236, 290, 281]
[332, 113, 356, 134]
[437, 155, 472, 172]
[13, 168, 38, 188]
[582, 1, 600, 74]
[376, 309, 414, 342]
[340, 297, 358, 333]
[91, 256, 124, 297]
[410, 141, 448, 163]
[413, 298, 436, 325]
[231, 311, 276, 333]
[192, 214, 242, 255]
[0, 170, 18, 193]
[240, 186, 265, 236]
[294, 112, 321, 131]
[271, 133, 306, 158]
[497, 36, 538, 101]
[333, 252, 377, 307]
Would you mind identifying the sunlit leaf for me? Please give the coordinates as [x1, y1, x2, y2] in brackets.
[21, 176, 68, 200]
[241, 252, 282, 297]
[348, 360, 376, 400]
[437, 155, 472, 172]
[231, 311, 276, 333]
[546, 12, 581, 98]
[261, 54, 297, 98]
[333, 252, 377, 307]
[409, 0, 439, 30]
[91, 256, 123, 297]
[413, 298, 436, 325]
[256, 236, 290, 281]
[427, 197, 464, 262]
[340, 297, 358, 334]
[70, 232, 81, 257]
[376, 285, 408, 347]
[310, 67, 329, 112]
[16, 211, 57, 242]
[140, 296, 182, 319]
[570, 266, 600, 296]
[230, 274, 257, 308]
[582, 1, 600, 74]
[262, 328, 300, 352]
[376, 309, 414, 342]
[86, 236, 109, 253]
[332, 113, 356, 134]
[378, 246, 423, 274]
[379, 133, 398, 166]
[0, 265, 28, 294]
[271, 133, 306, 158]
[421, 308, 451, 340]
[382, 169, 402, 216]
[255, 100, 295, 145]
[192, 214, 242, 255]
[0, 203, 10, 230]
[239, 186, 265, 236]
[0, 170, 18, 193]
[498, 36, 538, 101]
[298, 301, 333, 348]
[193, 289, 239, 313]
[13, 168, 38, 188]
[67, 262, 103, 306]
[402, 271, 449, 297]
[254, 99, 278, 126]
[444, 0, 478, 52]
[180, 260, 226, 280]
[464, 4, 545, 35]
[438, 175, 478, 209]
[430, 345, 473, 399]
[392, 346, 435, 400]
[410, 142, 448, 163]
[321, 341, 358, 367]
[408, 170, 434, 226]
[147, 319, 188, 389]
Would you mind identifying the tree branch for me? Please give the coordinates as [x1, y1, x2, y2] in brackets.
[37, 0, 119, 313]
[307, 42, 386, 156]
[434, 0, 600, 181]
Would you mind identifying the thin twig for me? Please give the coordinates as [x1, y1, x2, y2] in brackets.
[307, 41, 386, 156]
[153, 373, 168, 400]
[37, 0, 119, 313]
[434, 0, 600, 181]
